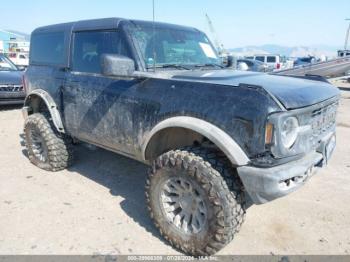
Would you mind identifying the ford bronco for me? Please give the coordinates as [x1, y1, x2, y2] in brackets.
[22, 18, 339, 255]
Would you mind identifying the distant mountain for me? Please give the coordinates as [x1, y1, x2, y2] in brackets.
[5, 30, 30, 41]
[228, 44, 341, 58]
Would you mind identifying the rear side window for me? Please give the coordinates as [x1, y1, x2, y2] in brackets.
[72, 30, 129, 74]
[30, 32, 65, 65]
[266, 56, 276, 63]
[255, 56, 265, 62]
[246, 61, 254, 66]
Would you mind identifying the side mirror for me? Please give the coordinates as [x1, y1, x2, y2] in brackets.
[17, 65, 26, 71]
[222, 55, 236, 68]
[101, 54, 135, 77]
[226, 55, 233, 68]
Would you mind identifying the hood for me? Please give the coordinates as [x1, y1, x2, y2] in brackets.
[170, 70, 340, 109]
[0, 70, 23, 85]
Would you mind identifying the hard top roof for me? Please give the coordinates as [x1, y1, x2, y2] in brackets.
[32, 17, 199, 34]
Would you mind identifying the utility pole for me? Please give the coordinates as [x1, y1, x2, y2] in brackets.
[344, 18, 350, 50]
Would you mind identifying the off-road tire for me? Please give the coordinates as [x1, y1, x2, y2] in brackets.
[145, 146, 246, 256]
[24, 113, 73, 171]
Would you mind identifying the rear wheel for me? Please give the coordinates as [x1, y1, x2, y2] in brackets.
[146, 147, 246, 256]
[24, 113, 73, 171]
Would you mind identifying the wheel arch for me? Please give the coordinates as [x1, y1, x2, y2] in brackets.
[24, 89, 65, 133]
[142, 116, 250, 166]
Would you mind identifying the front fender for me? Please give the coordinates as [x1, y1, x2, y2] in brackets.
[142, 116, 250, 166]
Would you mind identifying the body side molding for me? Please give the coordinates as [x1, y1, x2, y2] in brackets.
[142, 116, 250, 166]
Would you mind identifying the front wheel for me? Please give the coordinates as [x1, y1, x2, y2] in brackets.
[145, 147, 246, 256]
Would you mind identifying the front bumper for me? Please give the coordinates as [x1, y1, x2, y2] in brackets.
[0, 91, 25, 105]
[238, 152, 322, 204]
[237, 133, 336, 204]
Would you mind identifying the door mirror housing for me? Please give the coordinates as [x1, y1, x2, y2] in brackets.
[101, 54, 135, 77]
[222, 55, 235, 68]
[226, 55, 235, 68]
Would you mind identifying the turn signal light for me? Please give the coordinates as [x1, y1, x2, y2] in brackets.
[265, 123, 274, 145]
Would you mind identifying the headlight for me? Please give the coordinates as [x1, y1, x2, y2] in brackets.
[281, 117, 299, 148]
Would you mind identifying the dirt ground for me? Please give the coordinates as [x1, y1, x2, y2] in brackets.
[0, 83, 350, 255]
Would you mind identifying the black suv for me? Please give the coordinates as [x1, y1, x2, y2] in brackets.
[22, 18, 339, 255]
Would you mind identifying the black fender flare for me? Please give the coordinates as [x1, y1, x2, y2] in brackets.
[24, 89, 65, 133]
[141, 116, 250, 166]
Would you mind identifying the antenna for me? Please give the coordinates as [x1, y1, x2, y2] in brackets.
[152, 0, 156, 72]
[344, 18, 350, 50]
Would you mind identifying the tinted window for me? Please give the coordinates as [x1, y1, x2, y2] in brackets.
[72, 31, 129, 74]
[246, 60, 254, 66]
[255, 56, 265, 62]
[300, 57, 312, 63]
[266, 56, 276, 63]
[0, 55, 18, 71]
[31, 32, 65, 65]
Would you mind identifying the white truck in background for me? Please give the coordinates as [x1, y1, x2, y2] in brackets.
[246, 54, 284, 71]
[8, 52, 29, 68]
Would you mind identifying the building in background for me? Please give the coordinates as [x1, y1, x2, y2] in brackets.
[0, 29, 30, 67]
[0, 29, 30, 53]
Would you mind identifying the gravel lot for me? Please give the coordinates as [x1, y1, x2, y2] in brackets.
[0, 84, 350, 255]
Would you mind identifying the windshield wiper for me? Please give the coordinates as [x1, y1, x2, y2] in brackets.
[194, 63, 224, 69]
[147, 64, 191, 70]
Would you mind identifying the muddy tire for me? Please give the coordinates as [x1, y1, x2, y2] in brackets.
[145, 147, 246, 256]
[24, 113, 73, 171]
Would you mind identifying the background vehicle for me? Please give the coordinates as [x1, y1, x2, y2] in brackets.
[22, 18, 339, 256]
[293, 56, 317, 67]
[246, 54, 283, 70]
[7, 52, 29, 68]
[0, 54, 25, 105]
[338, 49, 350, 57]
[237, 58, 268, 72]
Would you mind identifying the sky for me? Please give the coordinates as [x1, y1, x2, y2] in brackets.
[1, 0, 350, 48]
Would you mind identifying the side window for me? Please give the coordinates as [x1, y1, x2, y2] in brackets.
[30, 32, 65, 65]
[246, 61, 253, 66]
[255, 56, 265, 62]
[267, 56, 276, 63]
[72, 30, 129, 74]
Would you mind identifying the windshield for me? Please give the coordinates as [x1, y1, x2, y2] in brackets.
[0, 55, 18, 71]
[127, 23, 221, 69]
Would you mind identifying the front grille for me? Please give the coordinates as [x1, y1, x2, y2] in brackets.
[0, 84, 24, 92]
[310, 102, 338, 140]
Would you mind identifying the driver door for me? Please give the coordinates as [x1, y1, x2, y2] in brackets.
[62, 30, 139, 155]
